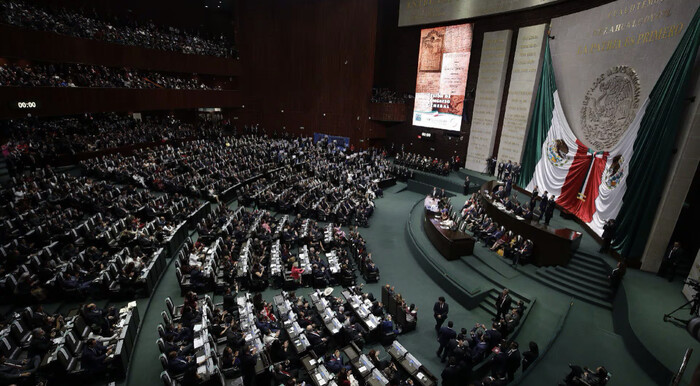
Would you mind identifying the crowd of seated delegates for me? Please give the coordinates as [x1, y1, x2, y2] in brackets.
[0, 302, 133, 384]
[0, 169, 202, 303]
[81, 134, 285, 202]
[459, 194, 534, 266]
[241, 168, 381, 228]
[84, 134, 390, 207]
[370, 88, 414, 104]
[160, 290, 312, 386]
[438, 301, 532, 386]
[394, 152, 460, 176]
[178, 204, 375, 296]
[0, 62, 220, 89]
[274, 286, 416, 386]
[1, 0, 236, 58]
[2, 114, 225, 177]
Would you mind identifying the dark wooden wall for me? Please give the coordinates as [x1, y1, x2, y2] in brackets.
[0, 88, 242, 119]
[235, 0, 379, 146]
[373, 0, 617, 159]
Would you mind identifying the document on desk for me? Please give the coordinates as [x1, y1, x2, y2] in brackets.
[194, 337, 204, 348]
[197, 355, 206, 365]
[197, 365, 206, 375]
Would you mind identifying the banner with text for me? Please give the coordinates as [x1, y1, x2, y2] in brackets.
[496, 24, 547, 164]
[412, 23, 473, 132]
[465, 30, 512, 172]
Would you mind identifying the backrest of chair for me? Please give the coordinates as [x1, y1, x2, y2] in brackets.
[0, 337, 14, 357]
[58, 347, 72, 369]
[10, 320, 25, 342]
[159, 353, 169, 370]
[160, 370, 173, 386]
[157, 338, 165, 354]
[74, 315, 88, 338]
[165, 297, 175, 315]
[65, 331, 79, 353]
[161, 311, 171, 326]
[157, 324, 166, 339]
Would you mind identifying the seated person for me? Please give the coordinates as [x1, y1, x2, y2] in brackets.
[324, 350, 351, 374]
[81, 338, 113, 375]
[380, 315, 401, 335]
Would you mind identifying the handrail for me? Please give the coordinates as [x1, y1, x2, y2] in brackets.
[671, 348, 693, 386]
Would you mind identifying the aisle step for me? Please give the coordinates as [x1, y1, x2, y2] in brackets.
[535, 269, 611, 305]
[554, 266, 611, 287]
[568, 259, 610, 276]
[543, 268, 611, 297]
[572, 252, 611, 269]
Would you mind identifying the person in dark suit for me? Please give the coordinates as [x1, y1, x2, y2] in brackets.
[521, 341, 539, 372]
[28, 328, 51, 358]
[608, 261, 626, 299]
[495, 289, 512, 321]
[81, 339, 112, 375]
[437, 321, 456, 362]
[658, 241, 684, 282]
[380, 315, 400, 335]
[543, 195, 555, 225]
[505, 341, 521, 381]
[305, 326, 327, 356]
[490, 343, 507, 378]
[434, 296, 449, 332]
[441, 357, 461, 386]
[537, 192, 549, 221]
[599, 219, 616, 253]
[463, 176, 470, 195]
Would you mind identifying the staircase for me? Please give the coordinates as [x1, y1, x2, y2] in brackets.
[520, 251, 613, 310]
[478, 288, 532, 319]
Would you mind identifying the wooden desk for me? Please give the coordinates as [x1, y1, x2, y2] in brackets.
[423, 210, 475, 260]
[479, 181, 582, 266]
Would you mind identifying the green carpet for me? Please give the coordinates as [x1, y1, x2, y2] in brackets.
[121, 172, 699, 386]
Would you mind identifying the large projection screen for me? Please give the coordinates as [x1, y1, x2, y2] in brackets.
[412, 23, 473, 131]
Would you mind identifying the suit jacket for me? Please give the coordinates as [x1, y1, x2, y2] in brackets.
[666, 247, 684, 263]
[167, 356, 193, 374]
[433, 302, 448, 318]
[496, 294, 512, 313]
[306, 331, 324, 347]
[82, 344, 108, 373]
[438, 327, 456, 345]
[506, 349, 521, 372]
[29, 335, 51, 358]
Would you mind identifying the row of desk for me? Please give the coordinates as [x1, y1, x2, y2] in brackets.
[423, 197, 475, 261]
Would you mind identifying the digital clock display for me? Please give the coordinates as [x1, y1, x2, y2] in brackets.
[10, 101, 41, 110]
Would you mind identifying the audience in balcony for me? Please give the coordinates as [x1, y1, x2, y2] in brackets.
[0, 62, 220, 90]
[1, 0, 236, 57]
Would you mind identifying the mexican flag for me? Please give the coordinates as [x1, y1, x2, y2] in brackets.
[519, 9, 700, 258]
